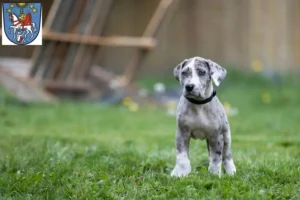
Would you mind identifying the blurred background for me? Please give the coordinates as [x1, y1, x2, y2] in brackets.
[0, 0, 299, 107]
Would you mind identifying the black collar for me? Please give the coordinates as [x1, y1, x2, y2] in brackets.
[185, 90, 216, 105]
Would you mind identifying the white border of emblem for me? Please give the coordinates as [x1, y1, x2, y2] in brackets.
[1, 3, 42, 46]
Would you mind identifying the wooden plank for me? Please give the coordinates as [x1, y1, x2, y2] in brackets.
[90, 66, 117, 83]
[67, 0, 112, 81]
[72, 0, 114, 81]
[32, 42, 56, 80]
[75, 48, 96, 80]
[43, 0, 63, 31]
[122, 50, 148, 86]
[51, 0, 77, 32]
[31, 0, 75, 80]
[57, 43, 79, 80]
[29, 46, 44, 77]
[30, 0, 63, 77]
[0, 67, 57, 103]
[76, 0, 114, 80]
[68, 1, 89, 33]
[43, 32, 157, 49]
[291, 0, 300, 68]
[143, 0, 176, 37]
[42, 80, 92, 91]
[43, 0, 76, 80]
[123, 0, 176, 85]
[58, 0, 92, 81]
[0, 57, 31, 78]
[44, 42, 69, 80]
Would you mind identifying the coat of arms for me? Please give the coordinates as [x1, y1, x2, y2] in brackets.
[2, 2, 42, 45]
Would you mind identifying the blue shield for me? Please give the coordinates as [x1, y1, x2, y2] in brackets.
[2, 3, 42, 45]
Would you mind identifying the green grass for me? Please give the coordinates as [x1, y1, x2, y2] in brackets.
[0, 71, 300, 199]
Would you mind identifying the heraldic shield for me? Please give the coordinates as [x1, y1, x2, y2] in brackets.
[2, 2, 42, 45]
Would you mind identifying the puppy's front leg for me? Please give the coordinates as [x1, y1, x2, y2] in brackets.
[171, 125, 191, 177]
[208, 135, 223, 177]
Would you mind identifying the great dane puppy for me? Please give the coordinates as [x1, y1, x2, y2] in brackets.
[171, 57, 236, 177]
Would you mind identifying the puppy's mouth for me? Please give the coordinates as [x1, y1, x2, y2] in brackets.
[184, 92, 203, 100]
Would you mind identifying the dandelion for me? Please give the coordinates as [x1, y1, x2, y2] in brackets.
[223, 101, 239, 116]
[122, 97, 132, 107]
[128, 102, 139, 112]
[223, 101, 231, 110]
[223, 101, 231, 115]
[166, 101, 177, 109]
[251, 60, 263, 72]
[166, 101, 177, 116]
[262, 92, 271, 104]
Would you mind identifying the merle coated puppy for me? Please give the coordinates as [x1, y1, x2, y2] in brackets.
[171, 57, 236, 177]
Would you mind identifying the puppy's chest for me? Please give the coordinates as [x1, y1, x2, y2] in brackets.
[185, 109, 220, 140]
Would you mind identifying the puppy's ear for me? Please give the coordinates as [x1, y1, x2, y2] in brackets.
[205, 59, 227, 86]
[174, 59, 188, 82]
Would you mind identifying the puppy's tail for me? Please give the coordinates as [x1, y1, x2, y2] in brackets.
[206, 139, 210, 157]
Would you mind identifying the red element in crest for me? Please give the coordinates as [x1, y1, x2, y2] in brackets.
[21, 13, 32, 26]
[17, 37, 24, 43]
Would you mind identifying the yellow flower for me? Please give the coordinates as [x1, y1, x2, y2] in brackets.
[166, 101, 177, 109]
[7, 9, 12, 13]
[32, 8, 37, 13]
[122, 97, 132, 107]
[30, 4, 34, 8]
[262, 92, 271, 104]
[128, 102, 139, 112]
[223, 101, 231, 115]
[251, 60, 263, 72]
[223, 101, 231, 110]
[10, 4, 14, 8]
[223, 101, 239, 116]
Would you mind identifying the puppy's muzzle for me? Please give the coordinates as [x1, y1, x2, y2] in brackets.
[185, 84, 195, 92]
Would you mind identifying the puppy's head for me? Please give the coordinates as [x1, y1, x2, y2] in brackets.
[174, 57, 226, 99]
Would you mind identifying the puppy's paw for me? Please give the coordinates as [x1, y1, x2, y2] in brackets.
[224, 160, 236, 175]
[171, 164, 191, 177]
[208, 164, 222, 177]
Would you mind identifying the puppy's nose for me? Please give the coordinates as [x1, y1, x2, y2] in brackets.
[185, 84, 194, 92]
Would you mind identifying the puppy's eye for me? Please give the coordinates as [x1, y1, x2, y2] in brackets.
[197, 69, 206, 76]
[181, 70, 188, 76]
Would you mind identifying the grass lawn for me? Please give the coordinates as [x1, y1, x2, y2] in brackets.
[0, 71, 300, 199]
